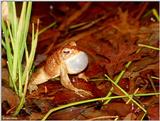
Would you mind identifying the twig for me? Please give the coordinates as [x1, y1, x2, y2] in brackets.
[58, 2, 91, 31]
[70, 15, 107, 31]
[147, 75, 157, 95]
[55, 23, 108, 50]
[135, 3, 148, 20]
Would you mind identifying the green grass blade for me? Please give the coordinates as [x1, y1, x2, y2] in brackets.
[138, 43, 160, 51]
[152, 9, 160, 21]
[6, 21, 14, 52]
[151, 76, 159, 80]
[11, 2, 27, 86]
[38, 21, 56, 35]
[19, 2, 32, 85]
[105, 74, 147, 114]
[103, 48, 141, 104]
[2, 39, 6, 49]
[8, 2, 14, 36]
[18, 58, 22, 96]
[2, 19, 17, 91]
[104, 61, 132, 104]
[12, 2, 18, 38]
[20, 2, 32, 69]
[14, 19, 39, 116]
[41, 91, 159, 121]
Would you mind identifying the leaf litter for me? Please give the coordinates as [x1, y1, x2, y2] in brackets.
[2, 2, 159, 120]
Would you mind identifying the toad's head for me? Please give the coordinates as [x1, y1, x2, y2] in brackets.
[60, 41, 88, 74]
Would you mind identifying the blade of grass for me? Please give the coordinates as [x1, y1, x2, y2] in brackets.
[13, 19, 39, 116]
[20, 2, 32, 85]
[17, 2, 32, 96]
[147, 75, 157, 95]
[22, 21, 37, 86]
[18, 58, 22, 96]
[8, 2, 18, 40]
[41, 92, 159, 121]
[25, 42, 29, 65]
[138, 43, 160, 51]
[6, 21, 15, 51]
[2, 39, 6, 50]
[152, 8, 160, 21]
[8, 2, 15, 38]
[70, 15, 107, 31]
[151, 76, 159, 80]
[2, 20, 13, 71]
[2, 19, 18, 92]
[12, 2, 27, 89]
[127, 88, 139, 104]
[142, 8, 160, 22]
[69, 22, 87, 29]
[105, 74, 147, 120]
[12, 2, 18, 39]
[19, 1, 32, 66]
[17, 2, 27, 96]
[142, 8, 152, 18]
[104, 48, 141, 104]
[104, 61, 132, 104]
[38, 22, 56, 35]
[2, 1, 38, 115]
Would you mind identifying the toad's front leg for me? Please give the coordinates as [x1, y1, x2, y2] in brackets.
[60, 62, 92, 97]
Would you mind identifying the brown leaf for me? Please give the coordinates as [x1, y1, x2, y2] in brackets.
[58, 2, 91, 31]
[147, 104, 160, 120]
[28, 112, 44, 120]
[102, 103, 132, 117]
[36, 29, 60, 54]
[49, 106, 87, 120]
[2, 58, 7, 67]
[2, 68, 9, 82]
[2, 86, 20, 112]
[77, 106, 110, 120]
[26, 79, 103, 108]
[123, 113, 137, 120]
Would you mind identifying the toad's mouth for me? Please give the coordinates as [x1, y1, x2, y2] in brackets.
[64, 51, 88, 74]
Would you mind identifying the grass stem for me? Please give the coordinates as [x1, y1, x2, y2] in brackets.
[41, 92, 159, 121]
[2, 1, 39, 115]
[138, 43, 160, 51]
[38, 22, 56, 35]
[105, 74, 147, 119]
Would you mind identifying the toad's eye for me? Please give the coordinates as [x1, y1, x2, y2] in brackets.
[63, 48, 71, 54]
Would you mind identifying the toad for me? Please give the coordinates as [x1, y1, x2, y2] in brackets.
[28, 42, 92, 97]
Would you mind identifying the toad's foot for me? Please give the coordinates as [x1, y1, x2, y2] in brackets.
[60, 62, 92, 97]
[78, 72, 89, 82]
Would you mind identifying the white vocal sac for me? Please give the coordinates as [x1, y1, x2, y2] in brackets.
[64, 51, 88, 74]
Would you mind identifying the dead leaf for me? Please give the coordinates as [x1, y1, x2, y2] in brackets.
[2, 86, 20, 113]
[102, 103, 132, 117]
[147, 104, 160, 120]
[123, 113, 137, 120]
